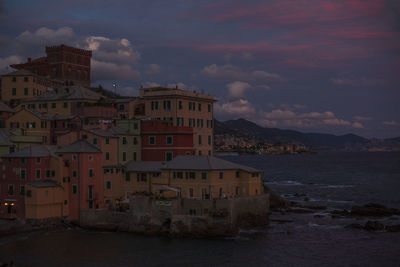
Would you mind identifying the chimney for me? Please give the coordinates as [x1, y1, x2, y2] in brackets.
[27, 58, 31, 63]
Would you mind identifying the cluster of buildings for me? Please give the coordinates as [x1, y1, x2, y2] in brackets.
[0, 44, 263, 221]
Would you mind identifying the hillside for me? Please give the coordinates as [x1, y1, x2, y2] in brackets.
[215, 118, 372, 149]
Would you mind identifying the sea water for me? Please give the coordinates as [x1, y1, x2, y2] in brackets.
[1, 152, 399, 266]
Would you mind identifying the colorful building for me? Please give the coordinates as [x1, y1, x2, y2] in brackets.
[24, 180, 67, 219]
[10, 44, 92, 88]
[124, 155, 263, 200]
[0, 70, 47, 104]
[0, 145, 60, 219]
[141, 120, 194, 161]
[56, 140, 105, 219]
[18, 86, 105, 116]
[140, 87, 215, 156]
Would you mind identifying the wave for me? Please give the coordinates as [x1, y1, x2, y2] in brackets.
[265, 180, 304, 186]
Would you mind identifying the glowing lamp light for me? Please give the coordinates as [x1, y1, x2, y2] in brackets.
[4, 203, 8, 206]
[11, 203, 15, 206]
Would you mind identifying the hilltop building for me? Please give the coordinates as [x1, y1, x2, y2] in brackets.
[10, 44, 92, 88]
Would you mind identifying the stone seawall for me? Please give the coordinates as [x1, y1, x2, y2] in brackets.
[80, 194, 270, 237]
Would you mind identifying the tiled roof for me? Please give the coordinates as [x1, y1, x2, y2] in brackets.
[85, 128, 116, 138]
[22, 109, 75, 121]
[0, 101, 15, 113]
[24, 86, 104, 102]
[163, 155, 261, 172]
[1, 69, 35, 76]
[27, 179, 63, 188]
[57, 140, 101, 154]
[125, 161, 163, 173]
[3, 145, 58, 158]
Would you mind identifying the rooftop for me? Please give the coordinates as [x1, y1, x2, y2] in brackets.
[163, 155, 261, 172]
[57, 140, 101, 154]
[23, 86, 104, 102]
[0, 101, 15, 113]
[3, 145, 58, 158]
[2, 69, 36, 77]
[125, 161, 164, 173]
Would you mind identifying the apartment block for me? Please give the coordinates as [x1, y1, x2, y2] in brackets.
[140, 87, 215, 156]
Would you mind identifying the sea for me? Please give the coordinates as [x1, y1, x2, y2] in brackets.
[1, 151, 400, 266]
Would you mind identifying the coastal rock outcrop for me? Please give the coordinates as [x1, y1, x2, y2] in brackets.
[263, 184, 291, 209]
[331, 203, 400, 218]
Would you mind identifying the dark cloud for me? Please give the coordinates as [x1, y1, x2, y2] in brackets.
[386, 0, 400, 30]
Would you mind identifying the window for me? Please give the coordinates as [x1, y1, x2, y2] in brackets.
[166, 136, 173, 145]
[208, 104, 211, 112]
[21, 169, 26, 179]
[190, 172, 196, 179]
[89, 155, 93, 161]
[72, 170, 77, 177]
[72, 185, 77, 194]
[93, 138, 97, 145]
[51, 103, 56, 108]
[208, 135, 212, 145]
[27, 190, 32, 197]
[125, 173, 130, 182]
[133, 152, 137, 161]
[178, 101, 183, 109]
[133, 123, 138, 130]
[106, 137, 109, 144]
[198, 103, 202, 111]
[106, 181, 111, 189]
[163, 100, 171, 110]
[24, 76, 28, 82]
[202, 172, 207, 180]
[236, 171, 240, 178]
[189, 188, 194, 198]
[36, 169, 41, 179]
[177, 172, 183, 179]
[149, 136, 155, 145]
[12, 77, 16, 82]
[12, 88, 16, 96]
[198, 135, 202, 145]
[106, 152, 110, 160]
[8, 185, 14, 195]
[63, 102, 68, 108]
[198, 150, 202, 156]
[89, 169, 94, 177]
[119, 104, 125, 111]
[133, 137, 137, 145]
[24, 88, 28, 96]
[122, 152, 126, 161]
[219, 172, 223, 179]
[166, 152, 173, 161]
[21, 158, 25, 164]
[122, 137, 127, 144]
[20, 185, 25, 195]
[46, 170, 51, 177]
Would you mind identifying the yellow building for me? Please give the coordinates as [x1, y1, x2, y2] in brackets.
[18, 86, 105, 116]
[6, 109, 53, 144]
[124, 156, 263, 199]
[24, 180, 67, 219]
[140, 87, 215, 156]
[0, 70, 48, 105]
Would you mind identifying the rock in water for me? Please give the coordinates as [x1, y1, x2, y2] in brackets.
[385, 224, 400, 232]
[364, 220, 384, 231]
[345, 223, 364, 230]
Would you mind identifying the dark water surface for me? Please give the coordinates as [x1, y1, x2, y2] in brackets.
[1, 152, 400, 266]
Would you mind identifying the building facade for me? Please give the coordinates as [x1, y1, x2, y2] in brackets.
[140, 87, 215, 156]
[10, 44, 92, 87]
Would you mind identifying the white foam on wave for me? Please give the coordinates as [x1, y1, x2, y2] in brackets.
[265, 180, 304, 186]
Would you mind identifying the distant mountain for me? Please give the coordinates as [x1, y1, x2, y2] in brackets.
[215, 118, 370, 149]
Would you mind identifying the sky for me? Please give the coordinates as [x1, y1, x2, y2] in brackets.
[0, 0, 399, 138]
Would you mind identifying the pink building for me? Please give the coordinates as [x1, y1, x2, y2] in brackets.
[57, 140, 104, 219]
[0, 146, 58, 219]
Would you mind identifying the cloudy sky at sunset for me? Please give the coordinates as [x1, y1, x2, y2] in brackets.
[0, 0, 399, 138]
